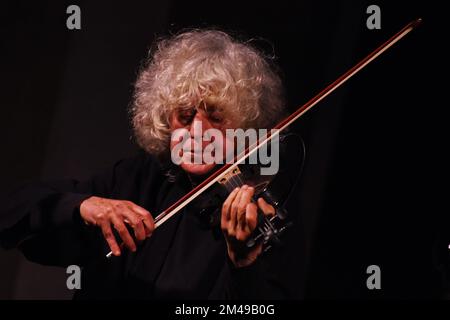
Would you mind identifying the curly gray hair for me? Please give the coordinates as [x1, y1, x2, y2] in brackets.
[131, 29, 285, 157]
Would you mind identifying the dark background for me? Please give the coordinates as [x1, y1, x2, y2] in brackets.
[0, 0, 445, 299]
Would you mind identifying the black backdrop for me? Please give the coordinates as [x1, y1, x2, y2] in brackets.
[0, 0, 445, 299]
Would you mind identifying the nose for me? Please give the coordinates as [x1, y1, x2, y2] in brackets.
[189, 111, 212, 140]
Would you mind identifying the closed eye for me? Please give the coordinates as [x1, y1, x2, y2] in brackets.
[208, 112, 223, 123]
[177, 109, 196, 125]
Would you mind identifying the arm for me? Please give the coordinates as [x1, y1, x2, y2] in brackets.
[0, 152, 154, 267]
[0, 176, 109, 266]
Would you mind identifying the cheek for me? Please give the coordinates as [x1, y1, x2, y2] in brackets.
[223, 136, 235, 155]
[169, 139, 178, 152]
[168, 114, 185, 131]
[169, 129, 185, 154]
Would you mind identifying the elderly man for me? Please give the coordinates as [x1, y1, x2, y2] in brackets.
[0, 30, 291, 299]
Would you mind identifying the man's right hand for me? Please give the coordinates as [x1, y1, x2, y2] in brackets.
[79, 196, 154, 256]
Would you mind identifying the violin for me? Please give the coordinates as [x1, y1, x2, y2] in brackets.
[188, 132, 306, 252]
[106, 18, 422, 259]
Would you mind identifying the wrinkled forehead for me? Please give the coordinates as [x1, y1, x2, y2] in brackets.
[174, 100, 223, 113]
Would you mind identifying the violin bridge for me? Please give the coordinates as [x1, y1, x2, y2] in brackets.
[218, 167, 243, 192]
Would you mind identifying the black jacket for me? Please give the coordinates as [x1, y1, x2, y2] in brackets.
[0, 151, 290, 299]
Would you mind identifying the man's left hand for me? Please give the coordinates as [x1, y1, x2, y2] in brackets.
[221, 185, 275, 268]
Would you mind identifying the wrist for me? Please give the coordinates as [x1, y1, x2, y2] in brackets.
[78, 196, 95, 226]
[227, 244, 262, 268]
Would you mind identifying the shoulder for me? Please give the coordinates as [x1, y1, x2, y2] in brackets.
[112, 149, 165, 179]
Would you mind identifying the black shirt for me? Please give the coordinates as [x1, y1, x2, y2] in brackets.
[0, 151, 290, 299]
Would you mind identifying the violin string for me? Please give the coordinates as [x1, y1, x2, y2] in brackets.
[236, 173, 245, 187]
[233, 174, 245, 189]
[229, 175, 241, 190]
[226, 175, 238, 191]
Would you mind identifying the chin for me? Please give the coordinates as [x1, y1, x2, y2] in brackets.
[180, 162, 216, 176]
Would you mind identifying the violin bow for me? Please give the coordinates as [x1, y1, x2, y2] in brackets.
[107, 18, 422, 259]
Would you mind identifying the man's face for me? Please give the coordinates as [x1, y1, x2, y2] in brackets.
[169, 104, 234, 176]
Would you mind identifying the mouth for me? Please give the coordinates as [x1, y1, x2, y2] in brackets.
[182, 150, 203, 157]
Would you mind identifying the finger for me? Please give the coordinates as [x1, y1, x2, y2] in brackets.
[122, 209, 146, 242]
[229, 186, 246, 236]
[128, 203, 154, 235]
[221, 187, 240, 224]
[101, 222, 121, 256]
[138, 211, 154, 237]
[245, 202, 258, 232]
[127, 202, 150, 217]
[257, 197, 276, 217]
[111, 215, 136, 252]
[237, 186, 255, 230]
[236, 202, 258, 241]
